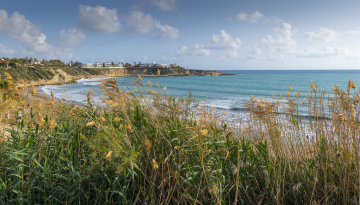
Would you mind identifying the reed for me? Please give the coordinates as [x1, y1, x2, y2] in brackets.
[1, 77, 360, 204]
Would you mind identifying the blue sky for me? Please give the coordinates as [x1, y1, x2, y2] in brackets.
[1, 0, 360, 70]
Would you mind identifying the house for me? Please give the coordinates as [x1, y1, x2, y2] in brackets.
[113, 63, 124, 68]
[159, 63, 169, 68]
[31, 60, 42, 65]
[95, 62, 103, 68]
[140, 61, 158, 68]
[81, 63, 94, 68]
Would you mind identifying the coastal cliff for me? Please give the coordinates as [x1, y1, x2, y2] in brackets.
[0, 66, 225, 86]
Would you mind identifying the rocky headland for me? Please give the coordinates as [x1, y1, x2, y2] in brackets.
[0, 66, 229, 86]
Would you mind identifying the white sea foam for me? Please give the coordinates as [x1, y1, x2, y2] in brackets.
[77, 77, 108, 83]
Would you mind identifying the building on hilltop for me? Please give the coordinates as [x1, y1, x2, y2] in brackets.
[81, 63, 94, 68]
[159, 63, 169, 68]
[81, 62, 125, 69]
[139, 61, 159, 68]
[94, 62, 102, 68]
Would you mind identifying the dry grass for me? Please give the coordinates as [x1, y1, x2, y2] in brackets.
[1, 76, 360, 204]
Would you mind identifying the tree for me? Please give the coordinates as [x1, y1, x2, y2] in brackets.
[4, 58, 8, 69]
[73, 61, 81, 67]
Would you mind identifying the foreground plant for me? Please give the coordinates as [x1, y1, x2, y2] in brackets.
[1, 77, 360, 204]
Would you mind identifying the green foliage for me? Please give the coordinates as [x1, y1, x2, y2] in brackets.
[0, 79, 9, 89]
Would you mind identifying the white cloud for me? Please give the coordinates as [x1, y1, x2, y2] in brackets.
[230, 11, 264, 23]
[193, 44, 210, 56]
[78, 5, 120, 33]
[0, 44, 15, 54]
[228, 50, 238, 58]
[125, 11, 155, 34]
[300, 46, 349, 58]
[0, 9, 52, 53]
[212, 30, 241, 49]
[246, 45, 262, 60]
[177, 46, 187, 55]
[152, 0, 176, 11]
[177, 44, 210, 56]
[124, 11, 179, 38]
[58, 28, 86, 48]
[154, 20, 179, 39]
[347, 30, 360, 34]
[303, 27, 336, 42]
[261, 23, 297, 52]
[130, 0, 176, 11]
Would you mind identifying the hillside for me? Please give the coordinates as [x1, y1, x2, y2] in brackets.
[0, 66, 224, 85]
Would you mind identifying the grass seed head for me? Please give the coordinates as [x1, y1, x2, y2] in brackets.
[137, 75, 142, 81]
[49, 119, 57, 129]
[152, 159, 159, 170]
[147, 80, 152, 88]
[145, 139, 152, 154]
[201, 129, 208, 136]
[86, 121, 95, 126]
[106, 151, 113, 158]
[39, 117, 45, 126]
[111, 102, 119, 108]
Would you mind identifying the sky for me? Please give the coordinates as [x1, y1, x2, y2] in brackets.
[1, 0, 360, 70]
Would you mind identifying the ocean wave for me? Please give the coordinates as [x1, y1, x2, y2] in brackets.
[82, 82, 101, 85]
[77, 77, 109, 83]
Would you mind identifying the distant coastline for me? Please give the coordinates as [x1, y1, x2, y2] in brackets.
[0, 65, 231, 87]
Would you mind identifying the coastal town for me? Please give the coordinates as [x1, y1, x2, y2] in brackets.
[80, 61, 174, 69]
[0, 57, 178, 69]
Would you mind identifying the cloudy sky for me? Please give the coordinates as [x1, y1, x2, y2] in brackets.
[1, 0, 360, 70]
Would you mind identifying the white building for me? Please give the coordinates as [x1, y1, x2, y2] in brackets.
[95, 62, 103, 68]
[140, 61, 158, 68]
[81, 62, 125, 69]
[113, 63, 124, 68]
[159, 63, 169, 68]
[81, 63, 94, 68]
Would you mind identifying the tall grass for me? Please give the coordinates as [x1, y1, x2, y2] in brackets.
[1, 77, 360, 204]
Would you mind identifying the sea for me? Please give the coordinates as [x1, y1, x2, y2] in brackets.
[39, 70, 360, 125]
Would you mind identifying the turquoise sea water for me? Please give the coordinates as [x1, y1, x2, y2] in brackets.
[40, 70, 360, 121]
